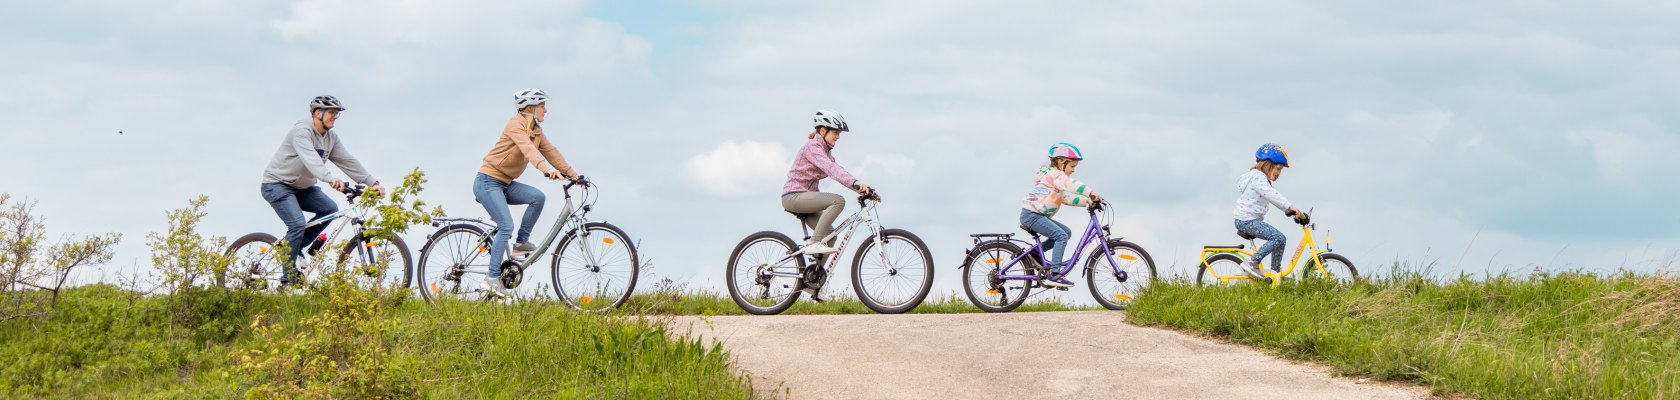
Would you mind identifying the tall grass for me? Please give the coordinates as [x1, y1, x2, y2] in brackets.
[0, 284, 754, 399]
[1126, 267, 1680, 399]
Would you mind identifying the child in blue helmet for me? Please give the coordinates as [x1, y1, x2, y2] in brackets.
[1234, 143, 1304, 280]
[1021, 142, 1103, 288]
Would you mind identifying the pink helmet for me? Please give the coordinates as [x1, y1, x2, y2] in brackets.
[1048, 142, 1084, 160]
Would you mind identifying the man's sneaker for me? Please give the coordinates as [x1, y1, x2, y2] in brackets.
[481, 277, 511, 298]
[511, 242, 537, 260]
[1042, 275, 1075, 288]
[1239, 259, 1267, 279]
[800, 241, 839, 255]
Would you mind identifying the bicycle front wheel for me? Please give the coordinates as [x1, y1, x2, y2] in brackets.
[222, 232, 283, 290]
[416, 224, 491, 303]
[337, 235, 412, 291]
[726, 231, 804, 315]
[1085, 240, 1156, 310]
[850, 228, 934, 314]
[551, 222, 640, 311]
[1299, 253, 1358, 284]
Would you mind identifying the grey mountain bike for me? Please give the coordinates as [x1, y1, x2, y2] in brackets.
[725, 190, 935, 315]
[415, 177, 640, 311]
[223, 184, 411, 290]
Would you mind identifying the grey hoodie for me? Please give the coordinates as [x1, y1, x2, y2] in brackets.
[261, 119, 378, 189]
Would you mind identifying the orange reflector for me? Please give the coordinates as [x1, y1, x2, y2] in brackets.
[985, 289, 1001, 294]
[1117, 254, 1138, 261]
[581, 296, 594, 303]
[1113, 293, 1132, 301]
[364, 241, 376, 248]
[602, 237, 615, 245]
[258, 246, 269, 253]
[477, 245, 486, 253]
[984, 258, 1002, 264]
[430, 282, 440, 295]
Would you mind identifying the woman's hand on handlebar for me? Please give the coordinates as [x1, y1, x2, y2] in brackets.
[545, 170, 564, 180]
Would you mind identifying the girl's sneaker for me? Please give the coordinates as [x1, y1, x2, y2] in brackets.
[1239, 259, 1267, 279]
[481, 277, 511, 298]
[1042, 275, 1075, 288]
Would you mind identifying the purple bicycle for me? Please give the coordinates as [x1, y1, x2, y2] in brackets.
[959, 200, 1156, 312]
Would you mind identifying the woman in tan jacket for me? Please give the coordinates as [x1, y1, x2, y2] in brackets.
[472, 88, 584, 296]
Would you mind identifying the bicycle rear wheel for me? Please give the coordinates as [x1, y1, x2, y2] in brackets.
[551, 222, 639, 311]
[416, 224, 492, 303]
[222, 232, 283, 290]
[1196, 253, 1245, 286]
[1085, 240, 1156, 310]
[961, 241, 1031, 313]
[851, 228, 934, 314]
[726, 231, 804, 315]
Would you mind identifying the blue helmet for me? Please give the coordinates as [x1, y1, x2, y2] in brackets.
[1255, 143, 1289, 167]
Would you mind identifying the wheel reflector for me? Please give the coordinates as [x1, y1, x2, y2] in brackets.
[581, 296, 594, 303]
[1113, 293, 1132, 301]
[365, 241, 376, 248]
[258, 246, 268, 252]
[1117, 254, 1138, 261]
[602, 237, 615, 245]
[986, 289, 1001, 294]
[430, 282, 440, 295]
[477, 246, 486, 253]
[984, 258, 1002, 264]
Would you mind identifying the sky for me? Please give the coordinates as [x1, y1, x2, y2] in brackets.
[2, 1, 1677, 301]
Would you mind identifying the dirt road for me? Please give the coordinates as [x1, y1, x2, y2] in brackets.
[670, 311, 1429, 399]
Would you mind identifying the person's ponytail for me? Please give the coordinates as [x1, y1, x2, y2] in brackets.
[808, 129, 819, 140]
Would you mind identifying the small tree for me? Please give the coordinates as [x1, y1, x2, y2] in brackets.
[0, 193, 121, 321]
[147, 195, 233, 293]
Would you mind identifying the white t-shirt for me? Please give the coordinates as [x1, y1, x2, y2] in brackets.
[1233, 169, 1292, 221]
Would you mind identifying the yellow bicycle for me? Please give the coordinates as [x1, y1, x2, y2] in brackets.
[1196, 211, 1357, 287]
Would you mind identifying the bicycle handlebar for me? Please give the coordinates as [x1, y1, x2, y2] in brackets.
[856, 188, 881, 207]
[563, 175, 592, 191]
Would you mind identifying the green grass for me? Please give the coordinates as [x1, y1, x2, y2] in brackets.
[0, 284, 754, 399]
[618, 287, 1098, 316]
[1126, 268, 1680, 399]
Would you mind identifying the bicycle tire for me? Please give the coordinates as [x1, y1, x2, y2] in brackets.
[551, 222, 640, 311]
[850, 228, 935, 314]
[416, 223, 490, 303]
[960, 240, 1031, 313]
[221, 232, 281, 290]
[1300, 252, 1358, 283]
[1085, 240, 1156, 310]
[336, 234, 412, 290]
[1197, 253, 1245, 286]
[725, 231, 804, 315]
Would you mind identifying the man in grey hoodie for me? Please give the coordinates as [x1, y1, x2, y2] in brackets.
[260, 95, 386, 285]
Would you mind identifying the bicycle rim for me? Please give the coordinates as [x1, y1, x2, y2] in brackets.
[418, 227, 491, 303]
[553, 223, 639, 311]
[852, 230, 933, 314]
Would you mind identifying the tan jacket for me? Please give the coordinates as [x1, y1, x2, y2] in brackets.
[479, 114, 576, 183]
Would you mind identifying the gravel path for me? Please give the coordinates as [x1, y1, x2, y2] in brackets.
[670, 311, 1430, 399]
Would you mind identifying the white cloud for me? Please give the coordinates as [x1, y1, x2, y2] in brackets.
[684, 140, 792, 197]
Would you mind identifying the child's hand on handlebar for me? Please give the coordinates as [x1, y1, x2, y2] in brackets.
[1090, 194, 1104, 205]
[854, 182, 872, 195]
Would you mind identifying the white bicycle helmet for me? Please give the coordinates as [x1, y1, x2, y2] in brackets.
[813, 109, 849, 132]
[309, 95, 345, 112]
[514, 88, 549, 109]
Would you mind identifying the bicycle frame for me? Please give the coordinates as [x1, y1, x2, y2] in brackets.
[981, 208, 1125, 283]
[1199, 222, 1335, 284]
[290, 187, 382, 266]
[755, 197, 886, 281]
[432, 181, 598, 278]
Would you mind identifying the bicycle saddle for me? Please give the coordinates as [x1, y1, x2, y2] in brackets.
[1019, 225, 1040, 238]
[1237, 230, 1258, 240]
[785, 210, 816, 219]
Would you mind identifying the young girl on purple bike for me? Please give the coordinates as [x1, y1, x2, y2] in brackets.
[1020, 142, 1103, 288]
